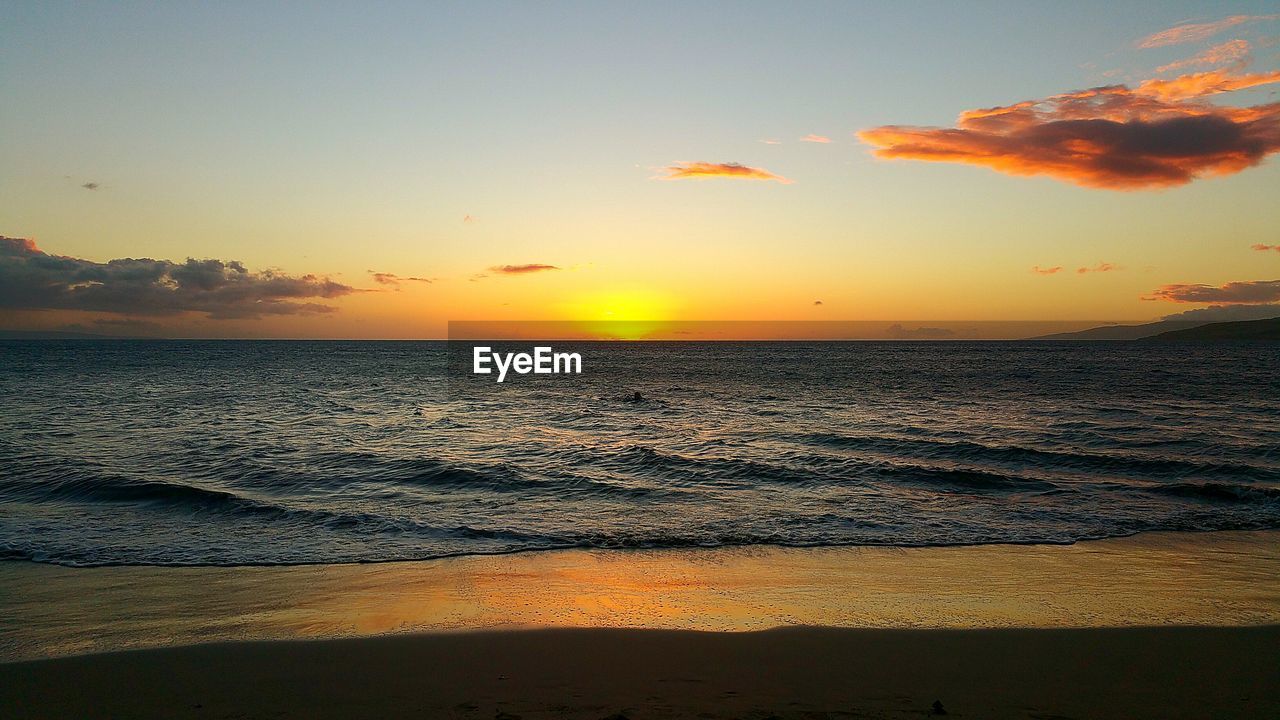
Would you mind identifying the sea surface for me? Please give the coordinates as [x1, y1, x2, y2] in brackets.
[1, 340, 1278, 567]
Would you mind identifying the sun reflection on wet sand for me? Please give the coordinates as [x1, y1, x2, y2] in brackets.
[2, 530, 1278, 661]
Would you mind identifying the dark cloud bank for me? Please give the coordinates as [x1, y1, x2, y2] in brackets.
[1146, 279, 1280, 304]
[0, 237, 355, 319]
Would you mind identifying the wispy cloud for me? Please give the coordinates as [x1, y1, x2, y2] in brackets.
[800, 134, 832, 143]
[1137, 15, 1277, 49]
[1136, 68, 1280, 100]
[1077, 262, 1119, 274]
[1145, 279, 1280, 304]
[857, 72, 1280, 189]
[1156, 39, 1252, 73]
[0, 236, 355, 319]
[759, 139, 782, 145]
[488, 263, 560, 275]
[659, 161, 793, 184]
[1032, 265, 1064, 275]
[368, 271, 432, 287]
[1253, 243, 1280, 252]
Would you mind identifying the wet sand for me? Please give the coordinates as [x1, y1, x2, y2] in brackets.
[2, 530, 1278, 661]
[4, 625, 1279, 719]
[2, 531, 1279, 718]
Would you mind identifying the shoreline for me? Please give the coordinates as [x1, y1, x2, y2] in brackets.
[3, 529, 1278, 663]
[5, 625, 1279, 719]
[8, 524, 1269, 570]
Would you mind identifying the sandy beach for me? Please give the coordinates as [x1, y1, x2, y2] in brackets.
[5, 625, 1279, 719]
[3, 530, 1280, 660]
[3, 530, 1279, 718]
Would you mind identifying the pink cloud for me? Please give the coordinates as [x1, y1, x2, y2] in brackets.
[1156, 39, 1252, 73]
[1137, 15, 1277, 49]
[857, 74, 1280, 189]
[1136, 68, 1280, 101]
[659, 161, 793, 184]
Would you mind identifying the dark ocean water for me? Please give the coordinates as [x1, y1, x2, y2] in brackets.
[1, 340, 1278, 567]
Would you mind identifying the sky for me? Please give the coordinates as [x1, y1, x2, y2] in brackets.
[2, 1, 1279, 338]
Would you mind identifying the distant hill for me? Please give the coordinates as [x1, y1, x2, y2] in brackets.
[1033, 320, 1203, 340]
[1142, 316, 1280, 341]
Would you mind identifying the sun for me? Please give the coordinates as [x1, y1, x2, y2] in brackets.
[567, 287, 674, 322]
[556, 287, 678, 339]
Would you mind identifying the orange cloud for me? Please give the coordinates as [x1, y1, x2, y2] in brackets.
[1136, 68, 1280, 100]
[1145, 279, 1280, 304]
[1077, 262, 1119, 274]
[1137, 15, 1276, 48]
[801, 134, 832, 143]
[488, 264, 560, 275]
[1253, 244, 1280, 252]
[857, 77, 1280, 189]
[1156, 39, 1251, 73]
[659, 161, 792, 184]
[1032, 265, 1063, 275]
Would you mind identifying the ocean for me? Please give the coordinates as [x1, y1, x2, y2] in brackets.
[1, 339, 1278, 567]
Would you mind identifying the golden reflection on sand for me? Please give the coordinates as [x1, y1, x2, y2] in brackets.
[2, 531, 1278, 660]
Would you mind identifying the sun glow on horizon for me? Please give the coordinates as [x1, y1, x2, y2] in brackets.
[566, 288, 676, 323]
[2, 6, 1279, 338]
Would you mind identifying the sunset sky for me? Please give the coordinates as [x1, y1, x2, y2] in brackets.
[2, 2, 1279, 338]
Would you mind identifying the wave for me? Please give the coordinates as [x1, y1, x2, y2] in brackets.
[1143, 482, 1280, 504]
[5, 471, 269, 511]
[6, 521, 1280, 568]
[801, 432, 1280, 481]
[4, 339, 1279, 568]
[874, 465, 1059, 492]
